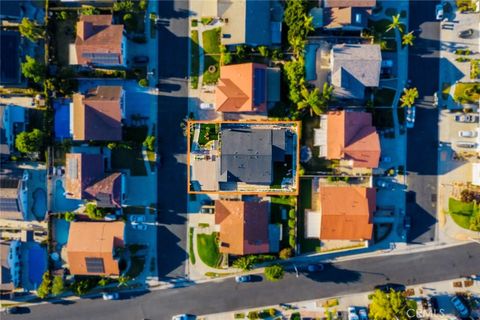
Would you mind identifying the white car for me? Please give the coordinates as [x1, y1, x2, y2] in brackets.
[458, 130, 477, 138]
[199, 103, 215, 110]
[129, 215, 146, 223]
[102, 292, 119, 300]
[172, 315, 196, 320]
[348, 307, 359, 320]
[435, 4, 444, 20]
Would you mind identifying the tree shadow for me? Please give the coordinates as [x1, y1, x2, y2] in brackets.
[405, 193, 438, 243]
[50, 299, 76, 305]
[299, 263, 362, 283]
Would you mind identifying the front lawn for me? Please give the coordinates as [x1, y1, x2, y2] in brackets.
[202, 28, 221, 54]
[374, 88, 396, 107]
[448, 198, 477, 230]
[202, 28, 221, 85]
[197, 233, 221, 268]
[190, 30, 200, 89]
[453, 82, 480, 104]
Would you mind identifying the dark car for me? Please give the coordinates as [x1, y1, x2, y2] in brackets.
[375, 283, 406, 292]
[458, 29, 474, 38]
[133, 56, 149, 64]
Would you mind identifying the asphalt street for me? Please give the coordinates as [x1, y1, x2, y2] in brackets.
[155, 0, 190, 279]
[406, 0, 441, 244]
[8, 243, 480, 320]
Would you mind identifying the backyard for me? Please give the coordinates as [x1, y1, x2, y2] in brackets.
[197, 232, 221, 268]
[202, 28, 221, 85]
[448, 197, 479, 230]
[453, 82, 480, 104]
[111, 147, 147, 176]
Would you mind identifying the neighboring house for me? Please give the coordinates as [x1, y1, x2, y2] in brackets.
[66, 221, 125, 276]
[306, 186, 375, 240]
[216, 63, 267, 113]
[0, 30, 22, 86]
[0, 241, 14, 293]
[317, 110, 380, 168]
[71, 86, 124, 141]
[0, 104, 27, 158]
[65, 152, 125, 208]
[215, 200, 279, 255]
[0, 174, 28, 221]
[330, 44, 382, 99]
[322, 0, 376, 30]
[74, 15, 126, 66]
[0, 1, 24, 23]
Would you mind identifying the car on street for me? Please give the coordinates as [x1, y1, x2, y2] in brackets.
[129, 215, 146, 223]
[199, 103, 215, 110]
[102, 292, 119, 300]
[348, 307, 359, 320]
[375, 283, 406, 292]
[406, 106, 416, 128]
[131, 222, 147, 231]
[235, 275, 252, 283]
[456, 141, 477, 149]
[307, 264, 324, 272]
[435, 4, 444, 20]
[133, 56, 149, 64]
[172, 315, 196, 320]
[458, 130, 477, 138]
[358, 308, 368, 320]
[455, 114, 478, 123]
[458, 29, 474, 39]
[450, 296, 470, 318]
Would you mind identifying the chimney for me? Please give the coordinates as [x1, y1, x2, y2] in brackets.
[77, 20, 93, 41]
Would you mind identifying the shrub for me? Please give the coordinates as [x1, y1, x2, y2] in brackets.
[81, 5, 99, 15]
[36, 271, 52, 298]
[70, 278, 97, 296]
[138, 78, 149, 87]
[19, 18, 44, 42]
[15, 129, 44, 154]
[279, 247, 293, 259]
[247, 311, 259, 319]
[123, 13, 135, 31]
[288, 219, 296, 228]
[139, 0, 148, 11]
[143, 135, 156, 151]
[265, 264, 284, 281]
[51, 276, 65, 296]
[85, 203, 109, 220]
[64, 211, 76, 222]
[288, 209, 296, 219]
[258, 46, 269, 57]
[21, 56, 45, 84]
[289, 235, 296, 248]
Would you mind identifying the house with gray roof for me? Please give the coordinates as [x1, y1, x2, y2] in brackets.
[330, 44, 382, 99]
[0, 30, 22, 86]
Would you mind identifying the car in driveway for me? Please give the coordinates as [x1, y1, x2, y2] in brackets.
[458, 29, 474, 39]
[450, 296, 470, 318]
[456, 141, 477, 149]
[235, 275, 252, 283]
[199, 103, 215, 110]
[129, 215, 146, 223]
[172, 315, 196, 320]
[102, 292, 119, 300]
[435, 4, 444, 20]
[348, 307, 359, 320]
[459, 130, 477, 138]
[455, 114, 478, 123]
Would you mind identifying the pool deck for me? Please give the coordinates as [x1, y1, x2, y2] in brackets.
[22, 165, 48, 221]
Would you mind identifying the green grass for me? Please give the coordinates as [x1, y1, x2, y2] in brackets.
[271, 196, 295, 206]
[202, 28, 221, 54]
[449, 198, 475, 229]
[197, 233, 221, 268]
[190, 30, 200, 89]
[189, 227, 196, 265]
[111, 147, 147, 176]
[297, 178, 321, 253]
[198, 123, 219, 145]
[201, 28, 221, 85]
[453, 82, 480, 104]
[203, 54, 220, 84]
[374, 88, 396, 107]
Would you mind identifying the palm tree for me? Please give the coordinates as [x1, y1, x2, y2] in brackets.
[321, 83, 334, 102]
[117, 276, 131, 287]
[386, 14, 403, 33]
[400, 87, 419, 107]
[303, 14, 315, 35]
[402, 31, 415, 46]
[298, 87, 325, 116]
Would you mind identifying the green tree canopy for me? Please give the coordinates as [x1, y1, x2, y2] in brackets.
[19, 18, 44, 42]
[386, 14, 404, 33]
[402, 31, 415, 46]
[85, 203, 109, 220]
[51, 276, 65, 296]
[36, 272, 52, 298]
[400, 87, 419, 107]
[265, 264, 285, 281]
[369, 289, 417, 320]
[15, 129, 44, 154]
[64, 211, 76, 222]
[143, 135, 156, 151]
[21, 56, 46, 84]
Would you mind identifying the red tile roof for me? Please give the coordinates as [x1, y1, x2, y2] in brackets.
[327, 110, 380, 168]
[215, 63, 267, 113]
[84, 172, 122, 208]
[72, 86, 123, 141]
[215, 200, 270, 255]
[66, 221, 124, 276]
[65, 153, 104, 200]
[319, 186, 375, 240]
[75, 15, 124, 65]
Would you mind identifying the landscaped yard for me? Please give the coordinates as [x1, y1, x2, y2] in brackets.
[197, 232, 221, 268]
[297, 178, 321, 253]
[111, 147, 147, 176]
[202, 28, 221, 54]
[198, 123, 219, 146]
[190, 30, 200, 89]
[189, 227, 196, 264]
[374, 88, 396, 107]
[271, 159, 292, 189]
[453, 82, 480, 104]
[448, 197, 478, 230]
[202, 28, 221, 85]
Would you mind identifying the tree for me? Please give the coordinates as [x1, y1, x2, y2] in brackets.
[232, 256, 254, 270]
[117, 276, 130, 287]
[85, 203, 108, 220]
[98, 277, 111, 287]
[402, 31, 415, 46]
[113, 0, 135, 12]
[265, 264, 284, 281]
[138, 78, 149, 87]
[236, 45, 247, 60]
[15, 129, 44, 154]
[21, 56, 46, 84]
[400, 87, 419, 107]
[36, 272, 52, 298]
[284, 58, 306, 104]
[64, 211, 76, 222]
[51, 276, 65, 296]
[279, 248, 293, 260]
[258, 46, 269, 58]
[81, 5, 99, 15]
[143, 135, 156, 151]
[298, 87, 326, 116]
[369, 289, 417, 320]
[19, 18, 44, 42]
[386, 14, 403, 33]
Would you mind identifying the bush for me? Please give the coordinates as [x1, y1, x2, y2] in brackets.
[15, 129, 44, 154]
[258, 46, 269, 57]
[64, 211, 76, 222]
[264, 264, 284, 281]
[288, 209, 296, 219]
[36, 271, 52, 298]
[85, 203, 109, 220]
[51, 276, 65, 296]
[143, 135, 156, 151]
[288, 219, 296, 228]
[289, 235, 296, 248]
[70, 278, 97, 296]
[279, 247, 293, 259]
[138, 78, 149, 87]
[247, 311, 259, 319]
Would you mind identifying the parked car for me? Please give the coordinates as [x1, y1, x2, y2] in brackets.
[375, 283, 406, 292]
[358, 308, 368, 320]
[131, 222, 147, 231]
[450, 296, 470, 318]
[348, 307, 359, 320]
[458, 130, 477, 138]
[435, 4, 444, 20]
[133, 56, 149, 64]
[199, 103, 215, 110]
[456, 141, 477, 149]
[129, 215, 146, 223]
[102, 292, 119, 300]
[455, 114, 478, 123]
[307, 264, 324, 272]
[172, 315, 196, 320]
[458, 29, 474, 39]
[5, 307, 19, 314]
[235, 275, 252, 283]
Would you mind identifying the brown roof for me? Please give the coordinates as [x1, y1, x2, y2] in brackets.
[1, 241, 13, 292]
[319, 186, 375, 240]
[0, 177, 23, 220]
[65, 153, 104, 200]
[75, 15, 124, 65]
[216, 63, 267, 113]
[327, 111, 380, 168]
[84, 172, 122, 208]
[72, 86, 123, 141]
[66, 221, 124, 276]
[215, 200, 270, 255]
[324, 0, 376, 8]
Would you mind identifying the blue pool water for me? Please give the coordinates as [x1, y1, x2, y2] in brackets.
[54, 180, 82, 212]
[55, 218, 70, 247]
[32, 188, 47, 220]
[54, 99, 71, 140]
[28, 244, 46, 289]
[305, 44, 318, 82]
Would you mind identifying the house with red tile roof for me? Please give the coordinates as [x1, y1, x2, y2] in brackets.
[65, 153, 125, 208]
[306, 186, 375, 241]
[214, 200, 279, 255]
[71, 86, 124, 141]
[215, 63, 267, 113]
[66, 221, 125, 276]
[325, 110, 380, 168]
[74, 15, 126, 66]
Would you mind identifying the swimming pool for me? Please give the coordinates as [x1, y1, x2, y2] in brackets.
[54, 218, 70, 247]
[54, 99, 71, 140]
[28, 244, 47, 289]
[32, 188, 47, 220]
[305, 44, 318, 82]
[54, 180, 82, 212]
